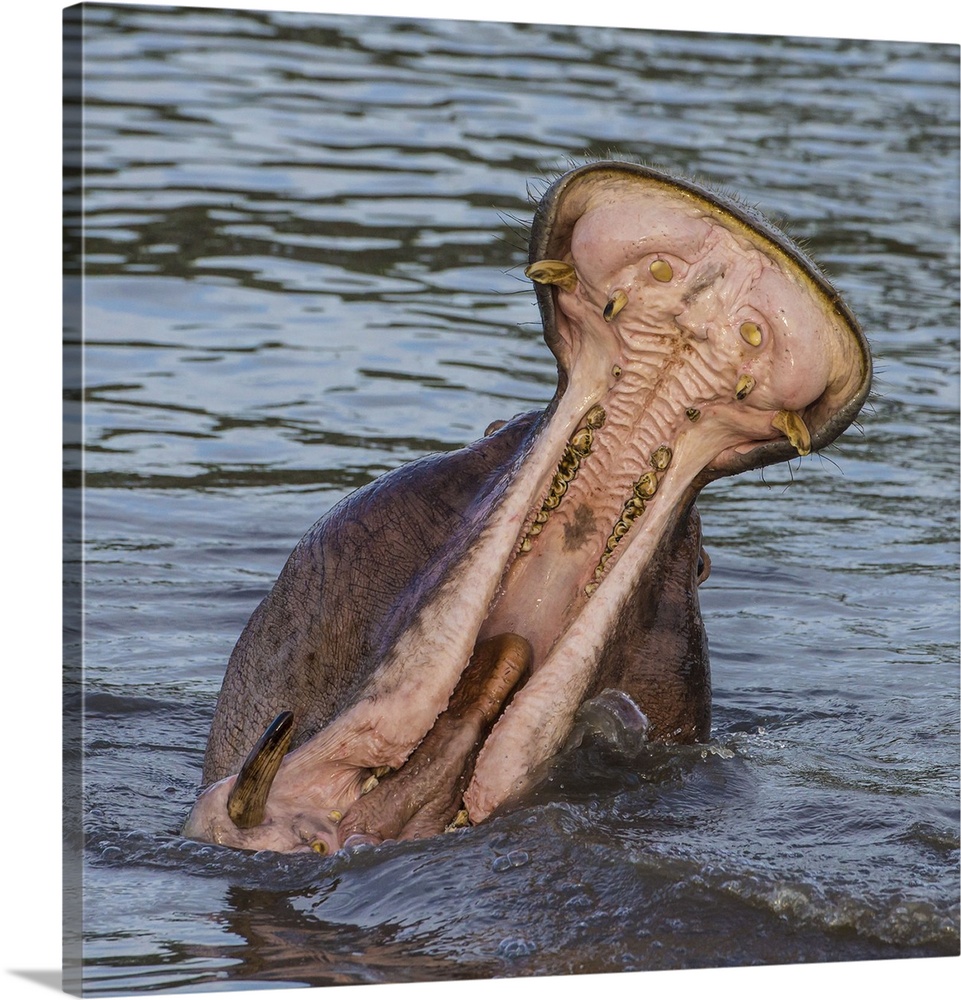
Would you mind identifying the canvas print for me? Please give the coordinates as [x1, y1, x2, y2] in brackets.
[63, 2, 959, 995]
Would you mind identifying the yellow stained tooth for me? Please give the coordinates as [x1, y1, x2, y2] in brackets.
[686, 407, 701, 422]
[445, 808, 470, 832]
[635, 471, 658, 499]
[310, 840, 328, 854]
[612, 364, 622, 378]
[650, 445, 672, 471]
[650, 259, 673, 282]
[740, 321, 762, 347]
[361, 775, 379, 795]
[570, 426, 593, 456]
[603, 289, 628, 322]
[525, 259, 578, 292]
[772, 409, 812, 456]
[328, 810, 343, 822]
[585, 405, 606, 428]
[735, 374, 756, 400]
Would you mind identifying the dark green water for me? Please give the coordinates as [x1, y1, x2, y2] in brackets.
[66, 3, 959, 994]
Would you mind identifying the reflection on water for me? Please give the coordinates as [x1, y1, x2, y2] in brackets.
[69, 3, 959, 994]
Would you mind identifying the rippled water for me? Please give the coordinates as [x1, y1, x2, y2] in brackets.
[66, 3, 959, 994]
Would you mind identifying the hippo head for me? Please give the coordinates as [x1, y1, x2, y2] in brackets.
[184, 161, 871, 854]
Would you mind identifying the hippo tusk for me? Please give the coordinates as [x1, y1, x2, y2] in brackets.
[772, 409, 813, 456]
[525, 259, 578, 292]
[226, 711, 294, 828]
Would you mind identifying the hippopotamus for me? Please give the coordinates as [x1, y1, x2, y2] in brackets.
[183, 160, 871, 854]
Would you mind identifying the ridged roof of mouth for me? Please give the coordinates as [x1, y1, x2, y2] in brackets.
[527, 160, 872, 478]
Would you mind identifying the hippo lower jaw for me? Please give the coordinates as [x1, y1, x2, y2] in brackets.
[183, 162, 870, 855]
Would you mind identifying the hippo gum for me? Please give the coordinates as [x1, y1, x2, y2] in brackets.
[183, 161, 871, 854]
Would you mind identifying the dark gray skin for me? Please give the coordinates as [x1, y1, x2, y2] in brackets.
[185, 161, 871, 855]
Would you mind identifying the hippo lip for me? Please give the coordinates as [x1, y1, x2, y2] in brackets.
[184, 161, 871, 853]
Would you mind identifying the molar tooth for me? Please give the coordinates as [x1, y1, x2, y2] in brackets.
[612, 520, 630, 541]
[585, 405, 606, 428]
[328, 810, 343, 823]
[686, 407, 701, 422]
[534, 510, 550, 524]
[772, 409, 812, 456]
[541, 493, 560, 511]
[650, 446, 672, 471]
[735, 374, 756, 400]
[585, 582, 599, 596]
[603, 289, 628, 322]
[525, 259, 578, 292]
[634, 471, 658, 499]
[650, 259, 673, 282]
[528, 522, 542, 536]
[740, 321, 762, 347]
[612, 364, 622, 378]
[625, 497, 646, 518]
[310, 840, 329, 854]
[570, 426, 593, 456]
[519, 537, 532, 552]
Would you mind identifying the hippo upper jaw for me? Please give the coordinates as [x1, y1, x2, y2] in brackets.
[184, 162, 870, 853]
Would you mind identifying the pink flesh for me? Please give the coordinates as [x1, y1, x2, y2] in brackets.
[184, 174, 864, 851]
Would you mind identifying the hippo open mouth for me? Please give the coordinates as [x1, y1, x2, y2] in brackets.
[183, 161, 871, 854]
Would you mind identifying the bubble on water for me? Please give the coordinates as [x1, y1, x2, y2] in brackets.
[497, 936, 536, 959]
[492, 849, 530, 872]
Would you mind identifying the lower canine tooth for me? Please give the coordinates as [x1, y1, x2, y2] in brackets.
[772, 409, 812, 456]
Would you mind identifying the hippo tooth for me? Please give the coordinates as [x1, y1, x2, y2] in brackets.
[772, 409, 813, 456]
[603, 289, 629, 322]
[650, 445, 672, 471]
[226, 711, 294, 829]
[525, 258, 578, 292]
[735, 374, 756, 400]
[585, 405, 606, 428]
[740, 321, 763, 347]
[360, 775, 379, 795]
[686, 407, 701, 422]
[445, 808, 470, 832]
[650, 258, 673, 282]
[634, 471, 658, 499]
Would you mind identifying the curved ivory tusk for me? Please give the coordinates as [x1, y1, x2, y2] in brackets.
[226, 711, 294, 828]
[772, 409, 812, 457]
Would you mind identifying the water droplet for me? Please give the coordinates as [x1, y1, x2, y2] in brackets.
[506, 850, 529, 868]
[497, 937, 536, 959]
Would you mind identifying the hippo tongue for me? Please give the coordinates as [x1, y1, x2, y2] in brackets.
[335, 633, 532, 845]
